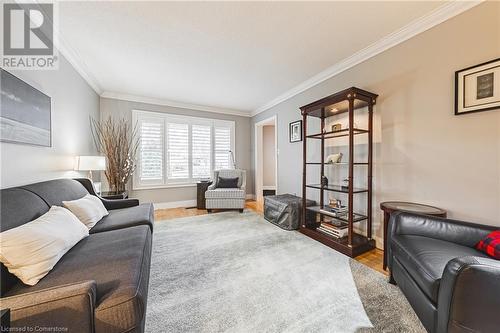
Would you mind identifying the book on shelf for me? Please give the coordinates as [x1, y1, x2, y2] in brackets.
[321, 221, 348, 230]
[323, 204, 348, 212]
[317, 225, 348, 238]
[319, 207, 348, 218]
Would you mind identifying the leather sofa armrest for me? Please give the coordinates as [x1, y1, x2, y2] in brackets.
[389, 211, 495, 248]
[1, 280, 96, 332]
[437, 256, 500, 333]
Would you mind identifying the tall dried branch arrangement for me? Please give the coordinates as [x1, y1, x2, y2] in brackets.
[90, 116, 139, 193]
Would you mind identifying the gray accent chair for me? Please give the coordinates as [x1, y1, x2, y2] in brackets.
[387, 211, 500, 333]
[205, 169, 246, 212]
[0, 178, 154, 333]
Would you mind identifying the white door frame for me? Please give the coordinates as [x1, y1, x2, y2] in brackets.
[254, 115, 278, 203]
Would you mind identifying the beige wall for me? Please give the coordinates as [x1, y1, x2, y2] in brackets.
[100, 97, 253, 204]
[252, 2, 500, 247]
[1, 56, 100, 188]
[262, 125, 276, 188]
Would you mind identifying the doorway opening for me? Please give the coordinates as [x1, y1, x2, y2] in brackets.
[255, 116, 278, 206]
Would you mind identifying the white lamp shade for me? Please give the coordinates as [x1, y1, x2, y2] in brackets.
[74, 156, 106, 171]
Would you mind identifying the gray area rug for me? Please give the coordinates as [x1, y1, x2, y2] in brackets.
[146, 210, 424, 333]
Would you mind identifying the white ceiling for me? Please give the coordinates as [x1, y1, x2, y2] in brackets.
[57, 1, 477, 116]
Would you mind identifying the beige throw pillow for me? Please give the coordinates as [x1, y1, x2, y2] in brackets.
[0, 206, 89, 286]
[63, 194, 109, 229]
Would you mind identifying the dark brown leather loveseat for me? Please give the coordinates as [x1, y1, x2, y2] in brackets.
[0, 178, 153, 333]
[387, 211, 500, 333]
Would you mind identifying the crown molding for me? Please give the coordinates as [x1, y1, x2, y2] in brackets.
[101, 91, 252, 117]
[251, 0, 483, 116]
[55, 32, 103, 94]
[30, 0, 102, 93]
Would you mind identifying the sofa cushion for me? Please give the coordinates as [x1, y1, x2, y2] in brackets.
[476, 230, 500, 259]
[216, 176, 239, 188]
[205, 188, 245, 199]
[63, 194, 109, 229]
[90, 203, 154, 233]
[5, 225, 152, 333]
[0, 188, 50, 232]
[391, 235, 487, 303]
[0, 206, 89, 286]
[21, 179, 89, 207]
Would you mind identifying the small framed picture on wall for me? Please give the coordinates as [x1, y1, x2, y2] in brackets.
[455, 58, 500, 115]
[289, 120, 302, 143]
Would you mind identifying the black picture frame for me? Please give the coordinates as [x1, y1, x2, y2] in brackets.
[0, 69, 52, 147]
[289, 120, 302, 143]
[455, 58, 500, 116]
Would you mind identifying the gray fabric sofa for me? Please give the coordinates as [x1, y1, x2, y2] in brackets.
[0, 178, 154, 333]
[387, 211, 500, 333]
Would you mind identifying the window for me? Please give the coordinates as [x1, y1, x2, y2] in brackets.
[214, 126, 231, 170]
[192, 124, 211, 178]
[133, 110, 235, 189]
[167, 123, 189, 179]
[137, 116, 164, 185]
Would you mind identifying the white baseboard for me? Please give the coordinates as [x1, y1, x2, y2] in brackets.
[262, 186, 276, 190]
[154, 195, 255, 209]
[154, 200, 197, 210]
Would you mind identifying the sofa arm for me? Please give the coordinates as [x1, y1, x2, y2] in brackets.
[1, 281, 96, 332]
[207, 183, 217, 191]
[437, 256, 500, 333]
[74, 178, 139, 210]
[101, 198, 139, 210]
[388, 211, 496, 248]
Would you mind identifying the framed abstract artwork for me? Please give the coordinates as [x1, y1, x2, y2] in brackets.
[289, 120, 302, 143]
[455, 58, 500, 115]
[0, 69, 52, 146]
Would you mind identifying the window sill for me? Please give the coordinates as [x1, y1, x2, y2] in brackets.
[133, 183, 198, 191]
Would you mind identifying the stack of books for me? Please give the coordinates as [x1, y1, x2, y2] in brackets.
[317, 220, 348, 238]
[319, 205, 348, 218]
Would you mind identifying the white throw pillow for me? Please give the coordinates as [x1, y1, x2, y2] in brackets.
[0, 206, 89, 286]
[62, 194, 109, 229]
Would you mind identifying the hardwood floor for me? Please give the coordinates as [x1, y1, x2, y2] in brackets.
[154, 200, 386, 275]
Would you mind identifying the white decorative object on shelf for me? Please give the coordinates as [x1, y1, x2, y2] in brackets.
[325, 153, 343, 164]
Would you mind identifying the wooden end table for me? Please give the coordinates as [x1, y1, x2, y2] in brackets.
[381, 201, 447, 270]
[197, 181, 213, 210]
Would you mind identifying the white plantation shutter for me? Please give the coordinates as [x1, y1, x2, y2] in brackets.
[167, 123, 189, 179]
[192, 125, 211, 178]
[133, 110, 234, 188]
[214, 126, 232, 170]
[139, 119, 163, 182]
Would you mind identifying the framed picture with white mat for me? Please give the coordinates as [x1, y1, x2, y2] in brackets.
[455, 58, 500, 115]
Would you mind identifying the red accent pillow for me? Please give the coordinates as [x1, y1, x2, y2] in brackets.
[476, 230, 500, 259]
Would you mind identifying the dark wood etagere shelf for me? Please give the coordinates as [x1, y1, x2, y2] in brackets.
[300, 87, 378, 258]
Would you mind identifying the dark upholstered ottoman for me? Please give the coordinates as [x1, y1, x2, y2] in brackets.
[264, 194, 315, 230]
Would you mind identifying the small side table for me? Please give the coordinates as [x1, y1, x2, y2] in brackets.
[1, 308, 10, 332]
[381, 201, 447, 270]
[197, 181, 213, 210]
[101, 191, 129, 200]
